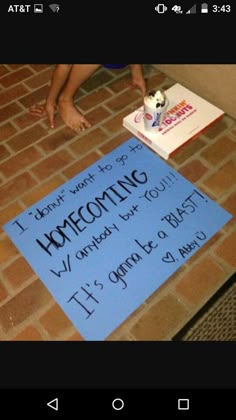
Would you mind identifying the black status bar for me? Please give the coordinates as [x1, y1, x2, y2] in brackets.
[1, 2, 235, 16]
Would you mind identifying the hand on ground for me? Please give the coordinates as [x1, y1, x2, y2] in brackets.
[29, 102, 56, 128]
[130, 77, 147, 96]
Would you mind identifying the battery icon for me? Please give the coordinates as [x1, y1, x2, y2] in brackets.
[201, 3, 208, 13]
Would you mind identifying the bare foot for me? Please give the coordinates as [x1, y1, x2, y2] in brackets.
[58, 99, 91, 132]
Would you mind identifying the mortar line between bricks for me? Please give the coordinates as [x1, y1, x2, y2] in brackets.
[102, 103, 117, 114]
[109, 305, 148, 334]
[219, 192, 236, 207]
[9, 321, 44, 341]
[21, 80, 47, 93]
[200, 182, 236, 202]
[179, 155, 212, 174]
[204, 129, 236, 144]
[0, 252, 23, 273]
[0, 86, 31, 106]
[215, 183, 236, 203]
[10, 292, 55, 325]
[33, 319, 54, 340]
[2, 64, 13, 72]
[26, 65, 39, 75]
[197, 153, 236, 173]
[28, 299, 69, 330]
[174, 274, 232, 319]
[14, 99, 29, 112]
[181, 248, 224, 274]
[0, 139, 14, 155]
[2, 306, 52, 340]
[211, 255, 236, 277]
[0, 109, 25, 127]
[2, 273, 38, 302]
[53, 325, 81, 341]
[105, 85, 130, 96]
[94, 148, 105, 158]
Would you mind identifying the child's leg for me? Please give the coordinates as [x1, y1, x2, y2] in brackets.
[129, 64, 146, 96]
[30, 65, 72, 128]
[58, 64, 101, 131]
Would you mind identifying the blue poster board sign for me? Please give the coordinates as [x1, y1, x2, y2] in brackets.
[3, 138, 232, 340]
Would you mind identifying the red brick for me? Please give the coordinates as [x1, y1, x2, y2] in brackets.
[29, 64, 52, 72]
[0, 282, 8, 303]
[1, 67, 34, 88]
[12, 325, 43, 341]
[107, 66, 129, 76]
[39, 304, 72, 338]
[0, 279, 52, 333]
[197, 184, 217, 201]
[25, 68, 53, 89]
[221, 192, 236, 220]
[82, 69, 113, 92]
[0, 103, 22, 124]
[214, 231, 236, 267]
[0, 84, 29, 107]
[39, 127, 77, 152]
[179, 159, 208, 182]
[0, 122, 17, 142]
[14, 111, 44, 129]
[70, 127, 108, 155]
[204, 117, 228, 139]
[103, 109, 132, 134]
[19, 85, 49, 108]
[184, 232, 223, 265]
[146, 72, 167, 91]
[130, 295, 188, 340]
[0, 236, 18, 264]
[171, 138, 206, 165]
[3, 257, 34, 288]
[106, 90, 140, 112]
[7, 125, 48, 152]
[0, 147, 43, 178]
[67, 331, 83, 341]
[0, 172, 37, 206]
[0, 202, 23, 233]
[0, 145, 10, 161]
[99, 131, 131, 154]
[32, 150, 74, 180]
[107, 75, 132, 93]
[175, 256, 225, 306]
[63, 151, 100, 179]
[201, 136, 236, 165]
[203, 161, 236, 195]
[22, 175, 64, 206]
[85, 106, 110, 126]
[8, 64, 24, 70]
[0, 65, 9, 77]
[79, 88, 112, 111]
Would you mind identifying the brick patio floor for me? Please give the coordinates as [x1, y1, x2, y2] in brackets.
[0, 64, 235, 341]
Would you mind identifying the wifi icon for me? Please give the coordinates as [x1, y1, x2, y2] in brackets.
[49, 4, 60, 12]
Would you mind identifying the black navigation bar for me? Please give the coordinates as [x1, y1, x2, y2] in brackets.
[1, 389, 235, 416]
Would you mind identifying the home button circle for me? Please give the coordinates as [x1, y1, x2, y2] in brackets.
[112, 398, 124, 411]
